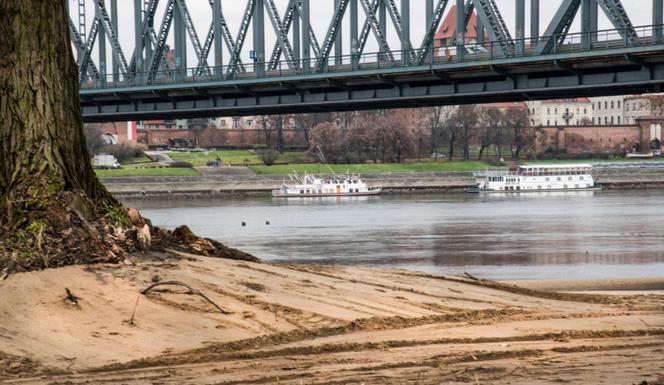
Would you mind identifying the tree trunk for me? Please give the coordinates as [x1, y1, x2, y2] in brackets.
[478, 145, 486, 160]
[276, 115, 285, 154]
[0, 1, 127, 268]
[448, 134, 456, 161]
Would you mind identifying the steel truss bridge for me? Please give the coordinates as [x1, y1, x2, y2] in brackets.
[73, 0, 664, 122]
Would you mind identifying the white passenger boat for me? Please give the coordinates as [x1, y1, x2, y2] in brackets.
[272, 172, 382, 197]
[469, 164, 601, 193]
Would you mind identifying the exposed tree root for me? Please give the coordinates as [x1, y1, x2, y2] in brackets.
[140, 280, 231, 315]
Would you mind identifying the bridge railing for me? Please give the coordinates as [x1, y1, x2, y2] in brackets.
[80, 24, 664, 91]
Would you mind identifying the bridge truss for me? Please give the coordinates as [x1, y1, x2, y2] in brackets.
[70, 0, 664, 121]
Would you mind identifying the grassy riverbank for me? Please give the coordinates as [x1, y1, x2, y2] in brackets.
[249, 161, 490, 174]
[95, 167, 200, 177]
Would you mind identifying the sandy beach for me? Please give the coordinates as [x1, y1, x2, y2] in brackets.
[1, 253, 662, 384]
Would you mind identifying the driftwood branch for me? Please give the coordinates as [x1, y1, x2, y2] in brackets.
[464, 272, 480, 281]
[140, 281, 230, 315]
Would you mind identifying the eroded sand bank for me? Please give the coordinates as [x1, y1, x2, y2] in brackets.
[1, 254, 663, 384]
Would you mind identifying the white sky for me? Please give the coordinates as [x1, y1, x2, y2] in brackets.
[70, 0, 652, 72]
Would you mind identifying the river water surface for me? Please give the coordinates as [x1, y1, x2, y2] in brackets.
[125, 190, 664, 280]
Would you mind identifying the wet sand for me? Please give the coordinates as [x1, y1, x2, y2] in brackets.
[1, 254, 663, 384]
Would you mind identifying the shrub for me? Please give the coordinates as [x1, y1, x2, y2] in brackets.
[258, 149, 280, 166]
[169, 161, 193, 168]
[287, 152, 314, 164]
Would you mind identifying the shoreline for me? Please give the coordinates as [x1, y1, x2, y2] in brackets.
[101, 167, 664, 198]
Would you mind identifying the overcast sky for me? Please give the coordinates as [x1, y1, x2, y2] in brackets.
[70, 0, 651, 72]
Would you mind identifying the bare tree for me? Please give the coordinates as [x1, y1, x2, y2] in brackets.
[293, 114, 312, 145]
[268, 115, 285, 153]
[504, 107, 533, 160]
[309, 122, 343, 163]
[478, 108, 503, 160]
[449, 106, 478, 161]
[426, 107, 445, 157]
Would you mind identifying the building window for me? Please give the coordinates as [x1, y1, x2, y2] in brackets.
[617, 116, 621, 124]
[611, 116, 614, 124]
[618, 101, 621, 108]
[547, 119, 550, 125]
[555, 108, 558, 114]
[611, 101, 614, 109]
[584, 108, 587, 114]
[626, 104, 630, 111]
[605, 117, 608, 124]
[220, 120, 227, 127]
[547, 107, 550, 114]
[233, 119, 240, 129]
[246, 120, 253, 127]
[605, 101, 608, 109]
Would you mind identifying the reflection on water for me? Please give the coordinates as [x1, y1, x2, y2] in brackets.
[125, 190, 664, 280]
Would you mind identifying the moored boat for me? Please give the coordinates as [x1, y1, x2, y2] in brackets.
[272, 172, 381, 197]
[469, 164, 601, 193]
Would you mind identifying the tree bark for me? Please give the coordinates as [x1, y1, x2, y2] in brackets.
[0, 0, 123, 268]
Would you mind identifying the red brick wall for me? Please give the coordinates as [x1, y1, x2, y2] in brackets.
[535, 125, 643, 154]
[137, 127, 308, 149]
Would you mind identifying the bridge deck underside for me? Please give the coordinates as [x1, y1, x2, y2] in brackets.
[81, 45, 664, 122]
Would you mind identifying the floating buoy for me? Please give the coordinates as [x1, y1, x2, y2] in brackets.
[266, 221, 270, 225]
[241, 221, 246, 226]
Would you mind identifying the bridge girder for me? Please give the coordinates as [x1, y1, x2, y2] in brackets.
[71, 0, 664, 120]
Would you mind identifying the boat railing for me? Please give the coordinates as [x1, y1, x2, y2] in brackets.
[473, 170, 510, 177]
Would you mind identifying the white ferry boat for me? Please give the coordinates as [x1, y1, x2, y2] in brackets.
[272, 172, 382, 197]
[469, 164, 601, 193]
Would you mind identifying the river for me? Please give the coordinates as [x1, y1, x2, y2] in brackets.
[125, 190, 664, 280]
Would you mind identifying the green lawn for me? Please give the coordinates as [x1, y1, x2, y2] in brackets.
[166, 150, 315, 166]
[249, 161, 491, 175]
[167, 150, 260, 166]
[96, 167, 200, 177]
[120, 155, 154, 165]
